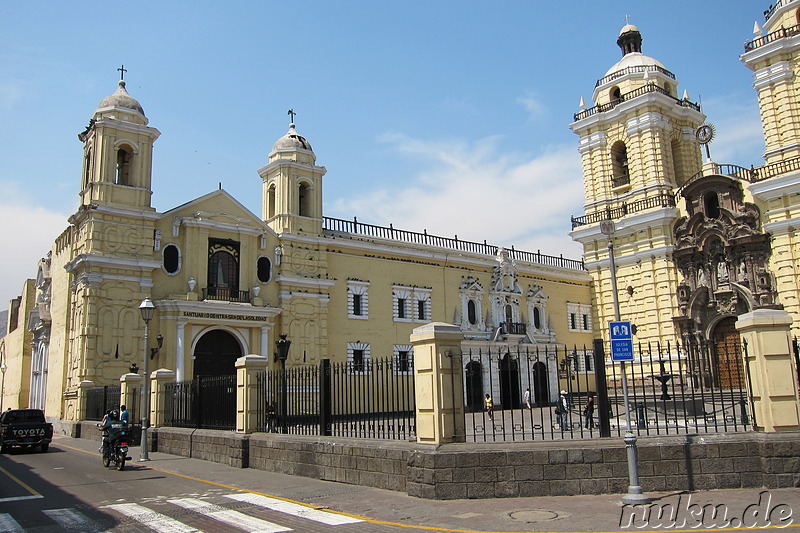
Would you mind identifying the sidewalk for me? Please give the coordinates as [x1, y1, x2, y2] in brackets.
[57, 435, 800, 532]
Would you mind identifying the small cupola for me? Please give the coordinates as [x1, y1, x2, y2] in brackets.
[617, 24, 643, 56]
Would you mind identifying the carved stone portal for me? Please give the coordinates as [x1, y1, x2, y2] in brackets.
[672, 174, 780, 342]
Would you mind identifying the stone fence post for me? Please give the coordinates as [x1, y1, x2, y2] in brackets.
[235, 354, 269, 433]
[119, 372, 143, 418]
[77, 380, 95, 421]
[736, 309, 800, 431]
[150, 369, 175, 428]
[411, 322, 465, 444]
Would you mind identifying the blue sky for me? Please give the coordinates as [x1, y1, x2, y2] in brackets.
[0, 1, 767, 305]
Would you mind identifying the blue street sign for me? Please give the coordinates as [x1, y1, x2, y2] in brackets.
[609, 320, 634, 362]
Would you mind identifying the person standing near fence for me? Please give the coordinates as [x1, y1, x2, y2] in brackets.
[119, 405, 129, 425]
[523, 388, 532, 410]
[556, 390, 570, 430]
[583, 393, 595, 429]
[484, 394, 493, 420]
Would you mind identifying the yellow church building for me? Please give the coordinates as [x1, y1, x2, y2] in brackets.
[570, 2, 800, 388]
[0, 78, 594, 422]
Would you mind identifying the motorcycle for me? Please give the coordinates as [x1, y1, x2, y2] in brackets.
[99, 422, 130, 471]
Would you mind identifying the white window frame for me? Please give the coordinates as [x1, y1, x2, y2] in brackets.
[566, 302, 592, 332]
[413, 288, 432, 323]
[347, 342, 371, 375]
[393, 286, 413, 322]
[393, 344, 414, 375]
[347, 280, 370, 320]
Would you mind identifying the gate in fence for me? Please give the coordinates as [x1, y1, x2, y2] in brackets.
[164, 375, 236, 430]
[455, 339, 753, 442]
[256, 356, 415, 440]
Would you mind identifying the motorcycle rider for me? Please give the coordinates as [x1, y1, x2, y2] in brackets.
[97, 410, 126, 457]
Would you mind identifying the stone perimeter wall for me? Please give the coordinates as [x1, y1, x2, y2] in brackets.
[73, 426, 800, 499]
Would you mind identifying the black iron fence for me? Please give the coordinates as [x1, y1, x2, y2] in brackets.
[84, 385, 122, 421]
[164, 375, 236, 430]
[256, 356, 416, 440]
[456, 339, 752, 442]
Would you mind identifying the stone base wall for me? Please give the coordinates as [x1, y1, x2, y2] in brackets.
[248, 434, 409, 492]
[73, 428, 799, 499]
[406, 433, 800, 499]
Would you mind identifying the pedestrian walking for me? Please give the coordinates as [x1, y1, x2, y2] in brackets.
[523, 388, 532, 410]
[484, 394, 493, 420]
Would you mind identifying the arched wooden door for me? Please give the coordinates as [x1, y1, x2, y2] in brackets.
[193, 330, 242, 377]
[711, 317, 744, 389]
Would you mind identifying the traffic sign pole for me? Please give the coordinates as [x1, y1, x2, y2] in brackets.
[608, 240, 650, 505]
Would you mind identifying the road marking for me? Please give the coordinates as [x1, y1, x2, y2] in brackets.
[105, 503, 199, 533]
[226, 493, 364, 525]
[42, 508, 102, 532]
[169, 498, 291, 532]
[0, 513, 23, 533]
[0, 465, 42, 502]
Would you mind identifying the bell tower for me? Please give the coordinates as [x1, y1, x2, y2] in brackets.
[742, 1, 800, 334]
[78, 75, 160, 210]
[570, 24, 705, 342]
[258, 118, 326, 235]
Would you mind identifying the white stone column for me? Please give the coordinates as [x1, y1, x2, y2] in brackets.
[175, 321, 185, 382]
[260, 326, 270, 358]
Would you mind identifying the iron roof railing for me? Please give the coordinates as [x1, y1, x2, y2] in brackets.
[323, 216, 585, 271]
[574, 83, 700, 122]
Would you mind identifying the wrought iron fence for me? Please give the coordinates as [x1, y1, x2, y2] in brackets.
[455, 339, 752, 442]
[164, 375, 236, 430]
[84, 385, 121, 421]
[256, 356, 416, 440]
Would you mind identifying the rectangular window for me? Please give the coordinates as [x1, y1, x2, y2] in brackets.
[397, 298, 406, 319]
[417, 300, 426, 320]
[347, 280, 369, 320]
[398, 351, 410, 373]
[394, 344, 414, 375]
[567, 303, 592, 332]
[353, 349, 365, 373]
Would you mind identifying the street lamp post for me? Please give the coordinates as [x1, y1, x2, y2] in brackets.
[275, 335, 291, 434]
[138, 298, 155, 462]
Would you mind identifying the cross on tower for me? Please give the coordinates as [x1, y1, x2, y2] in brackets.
[117, 65, 127, 81]
[624, 14, 631, 25]
[288, 109, 296, 123]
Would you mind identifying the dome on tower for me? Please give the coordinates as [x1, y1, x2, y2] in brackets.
[272, 124, 313, 153]
[603, 24, 665, 77]
[95, 80, 145, 117]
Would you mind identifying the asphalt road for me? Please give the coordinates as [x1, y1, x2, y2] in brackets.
[0, 435, 798, 532]
[0, 436, 401, 532]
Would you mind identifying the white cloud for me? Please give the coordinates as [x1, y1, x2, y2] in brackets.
[330, 133, 585, 259]
[516, 92, 546, 121]
[701, 95, 764, 166]
[0, 198, 67, 306]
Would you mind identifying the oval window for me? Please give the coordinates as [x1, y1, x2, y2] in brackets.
[467, 300, 477, 325]
[163, 244, 180, 274]
[257, 256, 271, 283]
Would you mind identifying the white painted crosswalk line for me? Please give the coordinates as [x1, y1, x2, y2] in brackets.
[169, 498, 291, 533]
[105, 503, 199, 533]
[0, 513, 23, 533]
[226, 493, 364, 525]
[42, 508, 102, 531]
